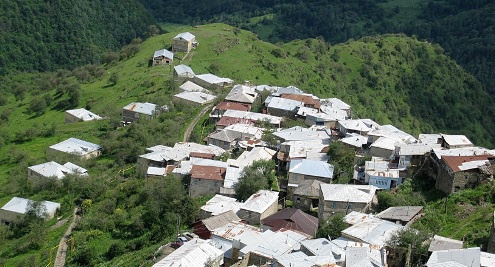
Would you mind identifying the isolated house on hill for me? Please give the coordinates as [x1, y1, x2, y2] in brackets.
[65, 108, 102, 123]
[193, 74, 233, 89]
[48, 138, 101, 160]
[152, 49, 173, 66]
[0, 197, 60, 225]
[122, 102, 160, 123]
[172, 32, 197, 52]
[28, 161, 87, 183]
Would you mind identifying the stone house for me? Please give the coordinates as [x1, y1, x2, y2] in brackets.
[292, 180, 324, 212]
[173, 64, 195, 79]
[172, 32, 196, 52]
[209, 101, 251, 121]
[435, 155, 494, 194]
[318, 184, 377, 224]
[48, 138, 101, 160]
[237, 190, 279, 225]
[152, 49, 174, 66]
[0, 197, 60, 225]
[188, 165, 226, 197]
[287, 159, 333, 197]
[122, 102, 160, 123]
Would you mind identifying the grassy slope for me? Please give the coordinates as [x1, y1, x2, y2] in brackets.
[0, 23, 493, 264]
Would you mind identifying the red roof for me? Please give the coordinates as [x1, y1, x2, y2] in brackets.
[190, 152, 215, 159]
[216, 116, 255, 127]
[214, 101, 251, 112]
[190, 165, 226, 181]
[261, 208, 318, 237]
[442, 155, 491, 172]
[281, 94, 320, 109]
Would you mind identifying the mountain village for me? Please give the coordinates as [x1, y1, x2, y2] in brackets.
[2, 31, 495, 267]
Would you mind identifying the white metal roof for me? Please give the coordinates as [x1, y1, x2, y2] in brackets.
[224, 124, 264, 138]
[432, 147, 495, 160]
[267, 97, 303, 112]
[225, 84, 258, 104]
[153, 49, 174, 59]
[49, 138, 101, 155]
[222, 110, 283, 125]
[397, 142, 442, 156]
[147, 167, 166, 176]
[340, 133, 368, 148]
[428, 235, 464, 252]
[366, 169, 401, 178]
[320, 98, 351, 110]
[426, 247, 480, 267]
[241, 190, 279, 213]
[227, 147, 276, 168]
[280, 140, 330, 159]
[152, 238, 223, 267]
[441, 134, 473, 147]
[368, 124, 416, 143]
[123, 102, 157, 116]
[364, 158, 390, 171]
[29, 161, 87, 179]
[320, 184, 377, 203]
[179, 81, 208, 93]
[480, 251, 495, 267]
[195, 74, 233, 85]
[418, 133, 442, 144]
[297, 106, 319, 117]
[173, 32, 195, 42]
[201, 194, 243, 216]
[174, 91, 216, 104]
[174, 64, 195, 76]
[342, 217, 403, 247]
[338, 119, 372, 132]
[275, 252, 335, 267]
[273, 126, 331, 142]
[300, 238, 345, 261]
[272, 86, 305, 96]
[311, 108, 347, 121]
[239, 229, 309, 259]
[223, 166, 243, 189]
[289, 159, 334, 179]
[370, 136, 401, 151]
[1, 197, 60, 217]
[65, 108, 102, 121]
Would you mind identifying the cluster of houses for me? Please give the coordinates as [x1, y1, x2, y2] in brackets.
[3, 30, 495, 267]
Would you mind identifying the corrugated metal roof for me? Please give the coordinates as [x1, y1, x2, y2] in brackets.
[428, 235, 464, 252]
[174, 91, 216, 104]
[1, 197, 60, 217]
[225, 84, 258, 104]
[426, 247, 480, 267]
[29, 161, 86, 179]
[202, 210, 241, 231]
[273, 126, 331, 142]
[173, 32, 195, 42]
[370, 136, 400, 151]
[338, 120, 372, 132]
[281, 93, 320, 109]
[49, 138, 101, 155]
[320, 98, 351, 110]
[289, 159, 334, 179]
[212, 221, 261, 241]
[174, 64, 195, 76]
[223, 110, 283, 125]
[320, 184, 377, 203]
[342, 217, 402, 247]
[340, 133, 368, 148]
[275, 252, 336, 267]
[65, 108, 102, 121]
[147, 167, 166, 176]
[397, 142, 441, 156]
[441, 134, 473, 147]
[442, 155, 491, 172]
[301, 238, 345, 262]
[432, 147, 495, 160]
[241, 190, 279, 213]
[195, 74, 233, 85]
[201, 195, 243, 216]
[376, 206, 423, 223]
[123, 102, 157, 115]
[179, 81, 207, 93]
[480, 251, 495, 267]
[368, 124, 416, 143]
[153, 49, 173, 59]
[227, 147, 275, 168]
[152, 238, 223, 267]
[190, 165, 226, 181]
[267, 97, 303, 112]
[214, 101, 250, 112]
[272, 86, 305, 96]
[239, 229, 309, 259]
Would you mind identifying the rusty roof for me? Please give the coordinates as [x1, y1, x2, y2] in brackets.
[216, 116, 255, 127]
[214, 101, 251, 111]
[189, 152, 215, 159]
[190, 165, 226, 181]
[442, 155, 492, 172]
[281, 93, 321, 109]
[261, 208, 319, 237]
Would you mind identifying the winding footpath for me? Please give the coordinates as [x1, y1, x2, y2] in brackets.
[53, 208, 79, 267]
[183, 104, 213, 142]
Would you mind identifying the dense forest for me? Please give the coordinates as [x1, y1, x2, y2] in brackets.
[140, 0, 495, 93]
[0, 0, 154, 75]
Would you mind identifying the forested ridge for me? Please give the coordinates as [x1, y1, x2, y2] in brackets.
[0, 0, 154, 75]
[140, 0, 495, 92]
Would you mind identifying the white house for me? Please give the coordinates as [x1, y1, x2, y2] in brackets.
[0, 197, 60, 225]
[48, 138, 101, 159]
[65, 108, 102, 123]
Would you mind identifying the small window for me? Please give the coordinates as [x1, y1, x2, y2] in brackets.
[332, 202, 337, 209]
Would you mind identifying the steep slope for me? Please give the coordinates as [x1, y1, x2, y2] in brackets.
[0, 0, 154, 75]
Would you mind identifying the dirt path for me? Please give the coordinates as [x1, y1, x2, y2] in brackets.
[183, 104, 213, 142]
[53, 208, 79, 267]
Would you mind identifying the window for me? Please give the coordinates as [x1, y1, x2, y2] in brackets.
[348, 203, 353, 209]
[296, 197, 300, 204]
[332, 202, 337, 209]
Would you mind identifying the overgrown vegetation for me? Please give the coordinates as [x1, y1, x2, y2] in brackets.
[234, 159, 277, 201]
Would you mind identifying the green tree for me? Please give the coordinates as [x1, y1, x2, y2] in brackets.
[316, 212, 349, 239]
[28, 97, 47, 115]
[108, 72, 119, 86]
[327, 142, 356, 184]
[234, 159, 276, 201]
[387, 227, 432, 266]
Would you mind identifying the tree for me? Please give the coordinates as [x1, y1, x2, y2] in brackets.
[386, 227, 432, 265]
[316, 212, 349, 239]
[108, 72, 119, 86]
[327, 142, 356, 184]
[234, 159, 276, 201]
[28, 97, 47, 115]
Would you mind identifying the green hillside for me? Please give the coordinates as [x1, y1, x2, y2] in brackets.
[0, 24, 494, 265]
